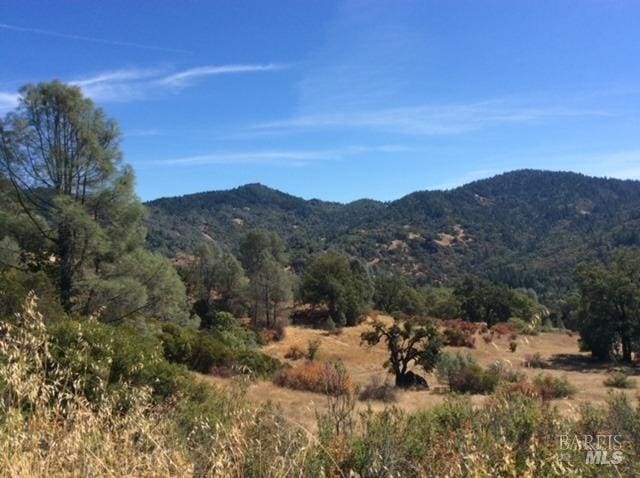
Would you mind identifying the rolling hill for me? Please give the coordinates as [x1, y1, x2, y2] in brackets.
[145, 169, 640, 303]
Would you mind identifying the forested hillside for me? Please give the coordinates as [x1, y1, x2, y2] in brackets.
[146, 170, 640, 303]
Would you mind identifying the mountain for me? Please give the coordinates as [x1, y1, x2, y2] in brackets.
[145, 170, 640, 303]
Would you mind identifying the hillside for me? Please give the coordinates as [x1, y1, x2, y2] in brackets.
[145, 170, 640, 302]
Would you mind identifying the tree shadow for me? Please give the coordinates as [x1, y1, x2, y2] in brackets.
[546, 353, 637, 374]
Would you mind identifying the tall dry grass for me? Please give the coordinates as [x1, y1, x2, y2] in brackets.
[0, 294, 314, 477]
[0, 294, 638, 477]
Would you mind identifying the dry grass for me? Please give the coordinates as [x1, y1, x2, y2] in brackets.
[3, 296, 639, 476]
[0, 295, 314, 477]
[204, 314, 640, 429]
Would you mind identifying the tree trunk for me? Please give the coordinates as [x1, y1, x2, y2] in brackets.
[621, 335, 632, 363]
[58, 222, 74, 313]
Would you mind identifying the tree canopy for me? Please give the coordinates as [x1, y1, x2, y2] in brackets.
[300, 252, 372, 326]
[576, 249, 640, 362]
[0, 81, 187, 323]
[238, 230, 291, 328]
[361, 317, 442, 388]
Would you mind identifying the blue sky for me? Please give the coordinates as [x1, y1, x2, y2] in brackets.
[1, 1, 639, 202]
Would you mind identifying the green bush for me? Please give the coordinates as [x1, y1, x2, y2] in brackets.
[237, 350, 281, 377]
[159, 322, 280, 377]
[603, 371, 636, 389]
[532, 374, 576, 399]
[508, 317, 538, 335]
[488, 361, 526, 383]
[189, 333, 233, 373]
[48, 318, 185, 402]
[436, 353, 499, 394]
[523, 352, 547, 368]
[0, 270, 64, 319]
[307, 339, 321, 361]
[160, 323, 196, 364]
[200, 310, 259, 350]
[358, 376, 397, 403]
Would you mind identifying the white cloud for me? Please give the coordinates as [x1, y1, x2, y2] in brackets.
[252, 101, 608, 137]
[159, 63, 287, 88]
[71, 68, 162, 88]
[68, 68, 166, 102]
[0, 92, 19, 112]
[142, 144, 410, 167]
[62, 63, 286, 102]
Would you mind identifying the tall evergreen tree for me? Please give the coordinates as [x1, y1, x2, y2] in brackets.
[238, 230, 291, 328]
[0, 81, 187, 322]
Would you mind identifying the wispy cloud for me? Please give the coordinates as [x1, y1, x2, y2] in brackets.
[141, 144, 410, 167]
[71, 68, 163, 87]
[252, 100, 609, 137]
[0, 92, 19, 112]
[0, 22, 191, 54]
[159, 64, 287, 87]
[69, 68, 166, 102]
[64, 64, 286, 102]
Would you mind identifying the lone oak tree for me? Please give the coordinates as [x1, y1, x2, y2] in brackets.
[361, 317, 442, 388]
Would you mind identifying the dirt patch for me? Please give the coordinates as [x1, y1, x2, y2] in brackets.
[387, 239, 409, 252]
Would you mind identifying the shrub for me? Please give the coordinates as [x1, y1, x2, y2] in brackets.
[285, 345, 306, 360]
[273, 361, 353, 395]
[532, 374, 576, 399]
[358, 376, 397, 403]
[324, 327, 343, 337]
[236, 350, 281, 377]
[491, 322, 517, 336]
[508, 317, 538, 335]
[436, 353, 499, 394]
[159, 322, 278, 377]
[506, 380, 541, 398]
[603, 371, 636, 389]
[160, 323, 196, 364]
[509, 341, 518, 352]
[443, 327, 475, 348]
[325, 316, 336, 331]
[441, 319, 482, 335]
[273, 318, 287, 341]
[482, 333, 493, 344]
[189, 333, 233, 373]
[488, 361, 525, 383]
[307, 339, 321, 361]
[540, 318, 555, 332]
[0, 270, 64, 319]
[48, 317, 185, 402]
[523, 352, 547, 369]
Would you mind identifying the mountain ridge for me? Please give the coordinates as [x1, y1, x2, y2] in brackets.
[146, 169, 640, 206]
[145, 169, 640, 305]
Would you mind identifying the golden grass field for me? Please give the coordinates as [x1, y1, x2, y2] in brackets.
[204, 315, 639, 432]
